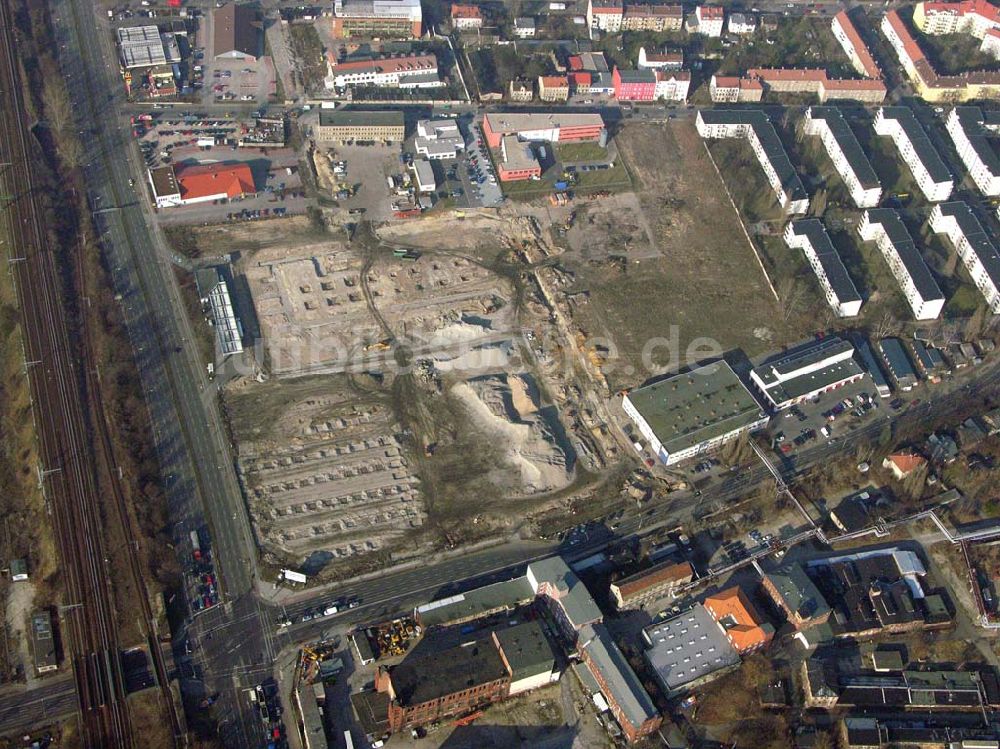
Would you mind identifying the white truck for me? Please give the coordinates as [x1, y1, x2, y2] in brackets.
[322, 604, 338, 617]
[197, 137, 216, 148]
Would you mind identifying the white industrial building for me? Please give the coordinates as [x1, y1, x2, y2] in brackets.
[117, 25, 168, 68]
[411, 159, 436, 193]
[929, 202, 1000, 313]
[946, 107, 1000, 197]
[623, 361, 767, 466]
[858, 208, 946, 320]
[325, 53, 442, 90]
[784, 220, 863, 318]
[804, 107, 882, 209]
[205, 278, 244, 356]
[874, 107, 953, 202]
[696, 110, 809, 214]
[414, 119, 465, 160]
[749, 337, 865, 411]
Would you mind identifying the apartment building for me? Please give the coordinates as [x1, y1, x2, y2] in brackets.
[450, 3, 483, 29]
[882, 9, 1000, 101]
[621, 4, 683, 31]
[693, 5, 725, 36]
[696, 109, 808, 213]
[804, 106, 882, 208]
[946, 107, 1000, 196]
[929, 202, 1000, 313]
[874, 107, 953, 202]
[613, 67, 657, 100]
[538, 75, 570, 101]
[745, 68, 887, 103]
[654, 70, 691, 102]
[508, 79, 533, 102]
[591, 0, 623, 30]
[638, 46, 683, 69]
[332, 0, 422, 37]
[858, 208, 946, 320]
[983, 27, 1000, 56]
[784, 220, 863, 318]
[831, 10, 881, 78]
[709, 74, 764, 102]
[610, 561, 694, 610]
[913, 0, 1000, 38]
[727, 12, 757, 34]
[513, 17, 536, 37]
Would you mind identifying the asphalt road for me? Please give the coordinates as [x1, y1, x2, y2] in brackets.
[0, 679, 80, 738]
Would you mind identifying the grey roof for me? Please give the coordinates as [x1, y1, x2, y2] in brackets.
[580, 623, 659, 728]
[854, 337, 890, 393]
[390, 638, 509, 706]
[494, 621, 556, 681]
[879, 106, 951, 184]
[501, 135, 540, 173]
[30, 611, 56, 669]
[625, 361, 765, 459]
[752, 337, 863, 404]
[699, 109, 808, 204]
[527, 556, 603, 629]
[862, 208, 944, 304]
[809, 107, 880, 190]
[910, 339, 935, 372]
[879, 337, 918, 386]
[318, 109, 405, 128]
[764, 564, 832, 622]
[953, 107, 1000, 177]
[642, 605, 739, 692]
[616, 68, 656, 84]
[788, 219, 862, 306]
[415, 576, 535, 627]
[935, 201, 1000, 293]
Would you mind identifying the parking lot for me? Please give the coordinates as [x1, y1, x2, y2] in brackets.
[764, 374, 883, 455]
[197, 8, 277, 106]
[321, 142, 402, 223]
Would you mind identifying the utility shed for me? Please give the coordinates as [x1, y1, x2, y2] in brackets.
[30, 611, 57, 674]
[879, 337, 919, 390]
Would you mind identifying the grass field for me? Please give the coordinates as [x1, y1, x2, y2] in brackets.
[555, 141, 611, 163]
[715, 16, 856, 79]
[559, 122, 816, 391]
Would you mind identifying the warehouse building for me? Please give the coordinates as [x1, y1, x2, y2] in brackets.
[858, 208, 945, 320]
[623, 361, 767, 466]
[415, 577, 534, 628]
[749, 336, 865, 411]
[30, 610, 58, 675]
[493, 622, 559, 695]
[643, 605, 741, 695]
[332, 0, 422, 38]
[784, 220, 863, 318]
[805, 107, 882, 208]
[696, 110, 809, 214]
[929, 201, 1000, 313]
[874, 107, 953, 202]
[879, 337, 919, 390]
[411, 159, 436, 193]
[414, 118, 465, 160]
[117, 25, 168, 68]
[609, 560, 694, 610]
[196, 269, 244, 356]
[855, 337, 892, 398]
[148, 163, 256, 208]
[482, 112, 605, 149]
[946, 107, 1000, 196]
[325, 53, 441, 89]
[762, 563, 832, 630]
[213, 4, 259, 61]
[578, 623, 662, 742]
[315, 109, 405, 142]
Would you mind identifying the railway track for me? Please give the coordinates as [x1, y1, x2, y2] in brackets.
[0, 0, 133, 745]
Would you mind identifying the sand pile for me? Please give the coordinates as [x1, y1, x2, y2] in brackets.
[449, 373, 573, 495]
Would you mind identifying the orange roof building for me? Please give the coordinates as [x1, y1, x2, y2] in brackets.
[882, 452, 927, 479]
[703, 586, 774, 654]
[175, 163, 256, 205]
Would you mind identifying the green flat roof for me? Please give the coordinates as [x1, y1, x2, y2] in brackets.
[319, 109, 404, 128]
[626, 362, 764, 457]
[494, 620, 556, 681]
[415, 577, 535, 627]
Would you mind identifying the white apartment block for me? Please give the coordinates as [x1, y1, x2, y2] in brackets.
[831, 10, 881, 78]
[784, 220, 863, 318]
[804, 107, 882, 209]
[694, 5, 725, 36]
[591, 3, 623, 31]
[858, 208, 946, 320]
[947, 107, 1000, 196]
[983, 28, 1000, 57]
[654, 71, 690, 102]
[697, 110, 809, 214]
[929, 202, 1000, 313]
[874, 107, 954, 202]
[914, 0, 1000, 38]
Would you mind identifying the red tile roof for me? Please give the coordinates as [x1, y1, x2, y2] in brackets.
[569, 71, 592, 86]
[923, 0, 1000, 22]
[176, 162, 255, 200]
[704, 586, 773, 653]
[698, 4, 724, 18]
[331, 53, 437, 75]
[612, 561, 693, 601]
[886, 452, 927, 475]
[451, 3, 482, 19]
[540, 75, 569, 88]
[833, 10, 882, 78]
